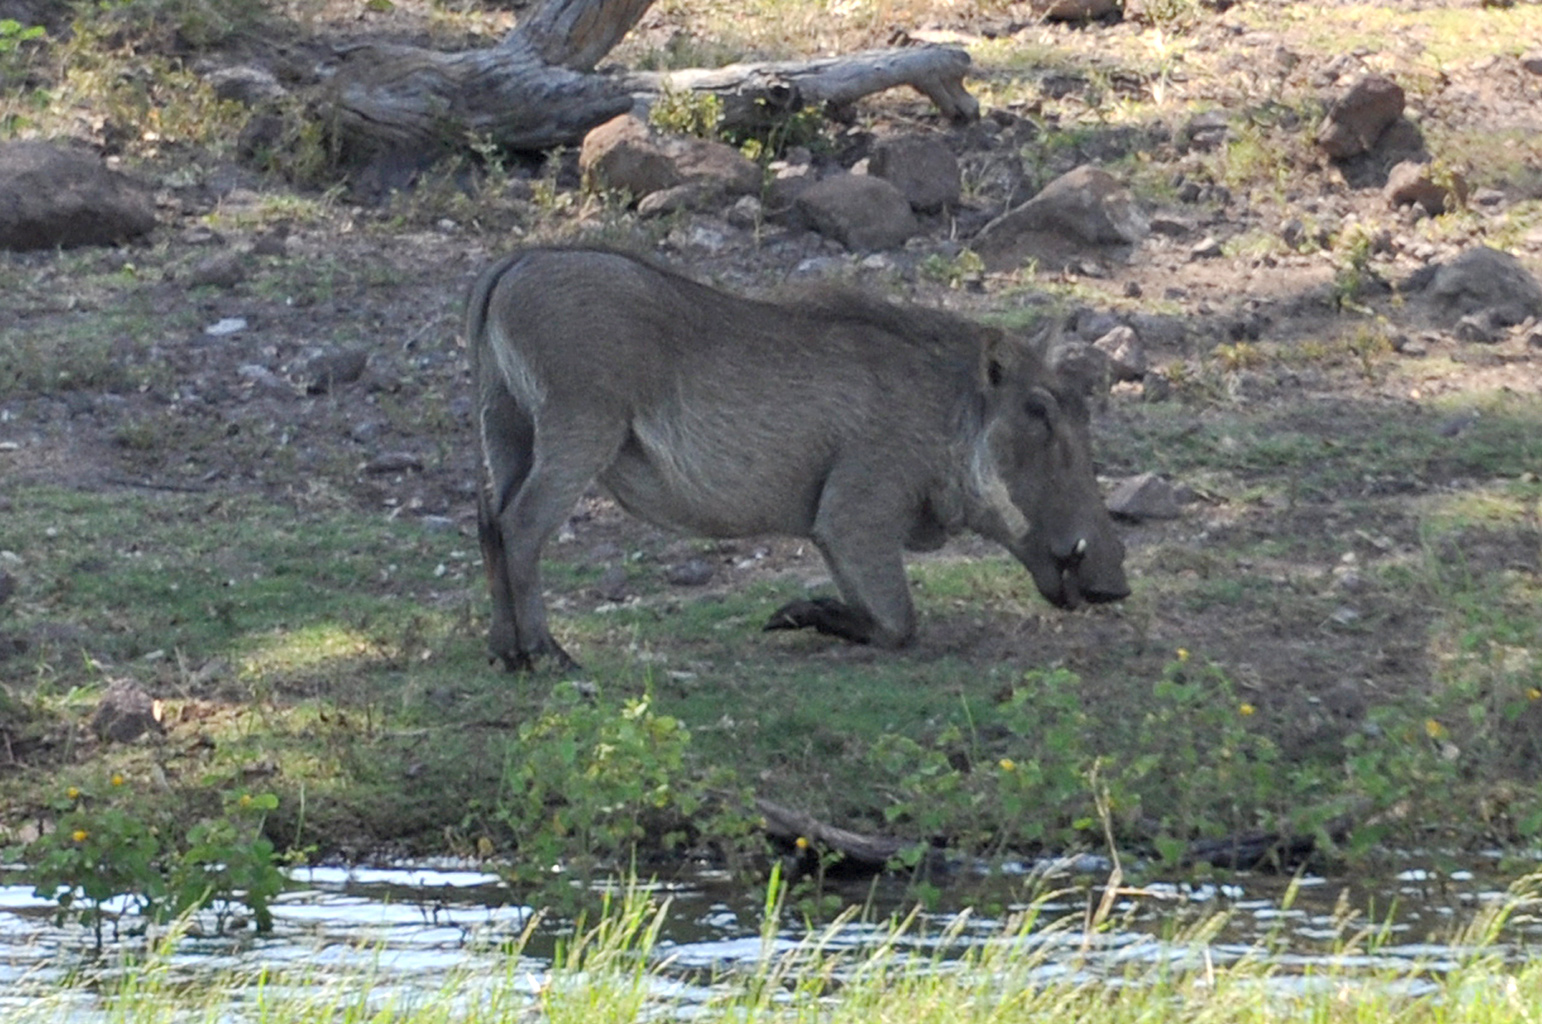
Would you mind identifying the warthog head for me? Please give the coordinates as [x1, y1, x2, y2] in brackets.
[972, 331, 1129, 610]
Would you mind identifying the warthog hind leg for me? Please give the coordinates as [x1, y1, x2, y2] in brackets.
[764, 597, 881, 644]
[485, 409, 621, 671]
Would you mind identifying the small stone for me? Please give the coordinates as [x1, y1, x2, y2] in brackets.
[205, 317, 248, 336]
[1329, 606, 1362, 627]
[363, 452, 423, 474]
[91, 680, 166, 743]
[1436, 410, 1480, 438]
[665, 558, 715, 587]
[1455, 312, 1501, 344]
[305, 349, 369, 394]
[184, 251, 246, 288]
[349, 420, 385, 444]
[1190, 236, 1224, 259]
[1106, 472, 1181, 520]
[596, 565, 628, 602]
[1092, 325, 1146, 382]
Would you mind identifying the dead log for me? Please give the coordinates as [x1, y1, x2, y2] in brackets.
[621, 46, 978, 131]
[318, 0, 976, 163]
[756, 797, 910, 868]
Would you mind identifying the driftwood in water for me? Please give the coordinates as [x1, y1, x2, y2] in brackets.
[756, 797, 910, 869]
[319, 0, 975, 162]
[755, 798, 1338, 877]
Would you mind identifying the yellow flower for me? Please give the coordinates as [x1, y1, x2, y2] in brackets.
[71, 829, 89, 843]
[1425, 719, 1445, 739]
[238, 794, 253, 808]
[1529, 688, 1542, 701]
[1176, 648, 1190, 663]
[66, 787, 81, 800]
[795, 836, 810, 851]
[999, 758, 1017, 772]
[110, 773, 124, 787]
[1238, 703, 1256, 717]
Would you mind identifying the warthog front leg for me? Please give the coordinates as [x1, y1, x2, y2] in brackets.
[765, 478, 917, 648]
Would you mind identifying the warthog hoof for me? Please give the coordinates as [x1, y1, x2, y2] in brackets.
[490, 639, 580, 674]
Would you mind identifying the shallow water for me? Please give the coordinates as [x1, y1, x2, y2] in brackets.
[1, 857, 1538, 1020]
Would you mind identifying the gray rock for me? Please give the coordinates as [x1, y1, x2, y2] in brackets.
[0, 141, 157, 251]
[579, 113, 760, 203]
[1316, 74, 1404, 159]
[975, 165, 1148, 255]
[1522, 51, 1542, 76]
[579, 114, 678, 196]
[1385, 160, 1466, 216]
[184, 250, 247, 288]
[205, 64, 288, 106]
[596, 565, 629, 602]
[306, 349, 369, 394]
[1039, 0, 1119, 20]
[794, 173, 919, 251]
[363, 452, 423, 474]
[726, 194, 762, 229]
[1426, 246, 1542, 320]
[665, 558, 715, 587]
[91, 680, 165, 743]
[868, 134, 961, 213]
[1455, 312, 1502, 344]
[1128, 312, 1189, 349]
[1092, 325, 1147, 382]
[1180, 110, 1230, 153]
[1106, 472, 1182, 521]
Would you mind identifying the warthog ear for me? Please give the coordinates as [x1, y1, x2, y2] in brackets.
[1048, 340, 1113, 398]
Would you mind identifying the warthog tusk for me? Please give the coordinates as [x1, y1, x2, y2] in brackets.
[1074, 537, 1088, 557]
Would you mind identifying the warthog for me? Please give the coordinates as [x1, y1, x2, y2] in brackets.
[469, 246, 1128, 670]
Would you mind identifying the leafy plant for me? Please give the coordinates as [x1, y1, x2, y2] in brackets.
[170, 790, 285, 933]
[23, 774, 164, 949]
[487, 682, 752, 897]
[15, 773, 287, 950]
[649, 84, 723, 140]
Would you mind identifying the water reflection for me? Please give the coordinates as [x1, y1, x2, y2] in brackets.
[0, 858, 1537, 1021]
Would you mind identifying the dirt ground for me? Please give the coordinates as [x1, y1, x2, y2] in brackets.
[2, 2, 1542, 850]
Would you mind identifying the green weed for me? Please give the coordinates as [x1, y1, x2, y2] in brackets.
[12, 773, 284, 950]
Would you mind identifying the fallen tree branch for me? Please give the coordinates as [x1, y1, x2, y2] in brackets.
[622, 45, 978, 130]
[756, 797, 910, 868]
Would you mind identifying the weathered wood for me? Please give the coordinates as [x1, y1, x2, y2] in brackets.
[756, 797, 909, 867]
[502, 0, 655, 71]
[324, 42, 634, 159]
[624, 46, 977, 129]
[318, 0, 978, 162]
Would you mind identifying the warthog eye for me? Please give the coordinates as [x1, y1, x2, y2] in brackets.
[1023, 389, 1056, 424]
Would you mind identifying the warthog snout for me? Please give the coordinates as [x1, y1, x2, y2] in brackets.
[1048, 533, 1130, 609]
[1019, 527, 1129, 612]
